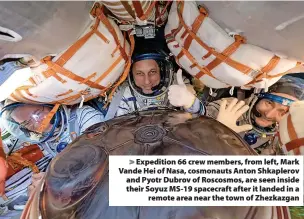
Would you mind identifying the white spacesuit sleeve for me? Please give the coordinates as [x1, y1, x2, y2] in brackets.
[76, 105, 105, 134]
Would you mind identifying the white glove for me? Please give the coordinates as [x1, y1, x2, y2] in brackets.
[168, 69, 196, 109]
[216, 98, 253, 133]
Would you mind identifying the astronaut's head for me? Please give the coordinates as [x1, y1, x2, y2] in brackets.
[250, 75, 304, 129]
[129, 49, 174, 97]
[8, 104, 53, 133]
[131, 59, 161, 94]
[253, 93, 298, 128]
[0, 101, 65, 143]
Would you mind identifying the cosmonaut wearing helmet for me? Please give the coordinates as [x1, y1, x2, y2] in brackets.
[0, 101, 105, 154]
[207, 75, 304, 154]
[0, 100, 105, 211]
[271, 100, 304, 218]
[98, 48, 206, 120]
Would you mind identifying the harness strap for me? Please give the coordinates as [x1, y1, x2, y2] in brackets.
[176, 1, 253, 75]
[68, 105, 80, 139]
[129, 86, 139, 112]
[36, 104, 61, 134]
[104, 82, 128, 121]
[285, 137, 304, 153]
[132, 1, 144, 19]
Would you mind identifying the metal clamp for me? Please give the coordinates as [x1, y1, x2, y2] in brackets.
[134, 24, 156, 39]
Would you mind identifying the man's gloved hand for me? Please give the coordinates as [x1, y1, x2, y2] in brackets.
[216, 98, 253, 133]
[168, 69, 196, 109]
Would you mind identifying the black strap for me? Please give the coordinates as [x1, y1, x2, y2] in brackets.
[7, 139, 19, 156]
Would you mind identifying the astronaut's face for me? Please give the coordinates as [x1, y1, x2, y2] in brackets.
[254, 92, 298, 127]
[132, 59, 161, 94]
[10, 105, 52, 133]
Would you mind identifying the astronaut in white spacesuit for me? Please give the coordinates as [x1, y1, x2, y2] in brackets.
[0, 101, 105, 212]
[99, 49, 205, 121]
[209, 75, 304, 154]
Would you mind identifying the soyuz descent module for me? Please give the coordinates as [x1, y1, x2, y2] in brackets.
[21, 109, 286, 219]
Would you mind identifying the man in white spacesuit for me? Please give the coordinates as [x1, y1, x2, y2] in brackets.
[100, 49, 205, 121]
[0, 101, 105, 214]
[207, 75, 304, 154]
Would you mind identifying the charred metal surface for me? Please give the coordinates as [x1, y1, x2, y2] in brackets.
[38, 109, 259, 219]
[134, 125, 166, 144]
